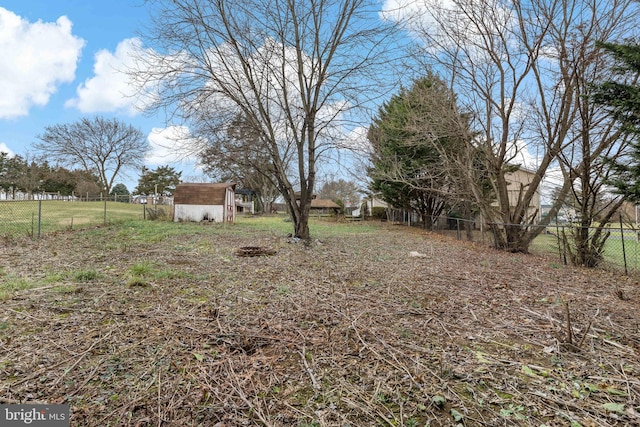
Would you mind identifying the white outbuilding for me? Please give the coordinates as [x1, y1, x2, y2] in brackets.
[173, 183, 236, 223]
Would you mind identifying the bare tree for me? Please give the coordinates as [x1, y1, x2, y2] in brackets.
[317, 178, 361, 207]
[199, 114, 281, 213]
[34, 116, 148, 194]
[367, 73, 483, 230]
[551, 5, 637, 267]
[391, 0, 640, 252]
[135, 0, 399, 239]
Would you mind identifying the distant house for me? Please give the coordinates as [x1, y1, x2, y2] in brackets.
[362, 167, 542, 227]
[270, 194, 342, 215]
[173, 183, 236, 223]
[504, 168, 541, 223]
[310, 198, 341, 215]
[235, 188, 255, 214]
[362, 196, 388, 214]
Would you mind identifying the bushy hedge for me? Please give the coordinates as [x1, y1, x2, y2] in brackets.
[371, 207, 387, 219]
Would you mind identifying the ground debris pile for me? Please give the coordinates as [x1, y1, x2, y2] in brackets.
[0, 221, 639, 426]
[235, 246, 277, 257]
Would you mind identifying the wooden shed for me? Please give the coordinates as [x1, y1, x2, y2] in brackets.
[173, 183, 236, 223]
[310, 198, 341, 214]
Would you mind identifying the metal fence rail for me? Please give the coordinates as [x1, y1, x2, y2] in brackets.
[0, 198, 172, 240]
[421, 215, 640, 275]
[4, 200, 638, 275]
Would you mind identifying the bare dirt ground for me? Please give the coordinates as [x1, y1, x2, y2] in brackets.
[0, 219, 639, 426]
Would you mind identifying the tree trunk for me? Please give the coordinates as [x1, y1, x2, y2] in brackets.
[294, 215, 310, 240]
[293, 200, 311, 239]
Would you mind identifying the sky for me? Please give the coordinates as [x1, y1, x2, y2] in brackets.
[0, 0, 556, 198]
[0, 0, 200, 191]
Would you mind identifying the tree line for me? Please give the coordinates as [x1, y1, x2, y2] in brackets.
[365, 0, 640, 269]
[6, 0, 640, 269]
[0, 152, 102, 199]
[0, 152, 184, 200]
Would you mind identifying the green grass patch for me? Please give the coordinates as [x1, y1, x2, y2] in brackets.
[0, 276, 37, 300]
[530, 228, 640, 272]
[129, 261, 155, 277]
[0, 200, 158, 238]
[154, 269, 191, 280]
[42, 272, 66, 283]
[71, 269, 100, 282]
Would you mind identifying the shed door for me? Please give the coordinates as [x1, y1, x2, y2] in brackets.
[226, 187, 234, 222]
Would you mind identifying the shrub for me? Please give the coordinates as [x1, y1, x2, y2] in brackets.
[371, 207, 387, 219]
[146, 207, 170, 221]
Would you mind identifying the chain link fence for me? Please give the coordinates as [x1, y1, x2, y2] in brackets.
[387, 211, 640, 275]
[0, 198, 172, 240]
[527, 221, 640, 275]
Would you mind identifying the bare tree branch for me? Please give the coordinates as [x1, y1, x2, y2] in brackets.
[34, 116, 148, 194]
[135, 0, 401, 238]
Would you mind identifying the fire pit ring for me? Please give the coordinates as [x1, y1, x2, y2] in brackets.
[235, 246, 277, 257]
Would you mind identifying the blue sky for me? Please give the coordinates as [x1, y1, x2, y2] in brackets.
[0, 0, 402, 192]
[1, 0, 554, 196]
[0, 0, 199, 191]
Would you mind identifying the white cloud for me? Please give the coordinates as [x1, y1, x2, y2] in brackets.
[381, 0, 516, 58]
[66, 38, 155, 114]
[339, 126, 370, 154]
[505, 139, 542, 171]
[0, 143, 15, 156]
[380, 0, 432, 26]
[146, 126, 199, 165]
[0, 8, 84, 119]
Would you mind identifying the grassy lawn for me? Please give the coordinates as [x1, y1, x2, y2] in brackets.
[0, 216, 637, 426]
[0, 200, 157, 238]
[4, 199, 640, 275]
[237, 214, 385, 237]
[530, 226, 640, 272]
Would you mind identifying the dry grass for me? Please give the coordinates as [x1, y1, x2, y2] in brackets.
[0, 217, 638, 426]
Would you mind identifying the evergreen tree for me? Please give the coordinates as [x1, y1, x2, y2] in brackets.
[592, 42, 640, 203]
[40, 164, 78, 196]
[134, 166, 182, 196]
[0, 153, 24, 197]
[110, 183, 130, 196]
[367, 75, 472, 229]
[110, 183, 131, 202]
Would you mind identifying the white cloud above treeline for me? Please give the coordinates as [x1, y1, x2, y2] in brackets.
[0, 142, 15, 156]
[0, 8, 84, 119]
[146, 126, 199, 166]
[66, 38, 153, 115]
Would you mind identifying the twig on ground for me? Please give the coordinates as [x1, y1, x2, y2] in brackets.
[299, 346, 321, 391]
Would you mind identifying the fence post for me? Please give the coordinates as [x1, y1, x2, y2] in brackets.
[456, 218, 461, 240]
[37, 200, 42, 239]
[555, 220, 563, 265]
[491, 224, 499, 249]
[620, 214, 628, 275]
[104, 198, 107, 225]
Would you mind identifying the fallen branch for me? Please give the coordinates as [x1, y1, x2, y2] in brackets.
[299, 346, 321, 391]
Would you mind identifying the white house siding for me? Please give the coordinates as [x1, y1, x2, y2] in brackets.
[174, 205, 225, 222]
[504, 169, 541, 223]
[225, 186, 235, 223]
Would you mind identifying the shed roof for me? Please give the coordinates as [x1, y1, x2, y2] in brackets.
[310, 198, 341, 209]
[174, 183, 236, 205]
